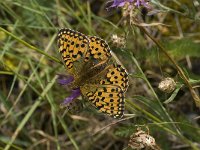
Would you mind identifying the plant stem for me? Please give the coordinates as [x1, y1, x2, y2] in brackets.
[134, 22, 200, 108]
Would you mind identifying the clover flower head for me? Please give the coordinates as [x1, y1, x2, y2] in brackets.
[57, 75, 74, 85]
[61, 88, 81, 106]
[57, 74, 81, 106]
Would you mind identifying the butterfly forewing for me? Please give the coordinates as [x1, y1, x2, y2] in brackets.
[84, 36, 112, 62]
[57, 28, 89, 77]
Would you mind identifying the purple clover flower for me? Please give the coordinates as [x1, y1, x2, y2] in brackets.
[57, 74, 81, 105]
[110, 0, 133, 7]
[110, 0, 150, 8]
[61, 88, 81, 105]
[57, 75, 74, 85]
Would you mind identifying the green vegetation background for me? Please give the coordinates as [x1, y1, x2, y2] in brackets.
[0, 0, 200, 150]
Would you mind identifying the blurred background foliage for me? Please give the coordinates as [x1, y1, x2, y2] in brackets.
[0, 0, 200, 150]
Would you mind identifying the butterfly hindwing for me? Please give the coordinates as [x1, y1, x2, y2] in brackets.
[101, 64, 129, 92]
[80, 64, 129, 118]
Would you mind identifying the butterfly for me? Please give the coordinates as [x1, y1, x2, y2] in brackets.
[57, 28, 128, 118]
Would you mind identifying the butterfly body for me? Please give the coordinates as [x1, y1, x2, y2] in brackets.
[57, 28, 128, 118]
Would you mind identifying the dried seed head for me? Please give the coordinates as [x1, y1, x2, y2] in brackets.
[158, 77, 176, 93]
[111, 34, 126, 48]
[128, 127, 160, 150]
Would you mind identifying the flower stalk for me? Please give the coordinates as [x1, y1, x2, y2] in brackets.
[133, 21, 200, 107]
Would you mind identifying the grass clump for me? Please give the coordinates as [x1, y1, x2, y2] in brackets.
[0, 0, 200, 149]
